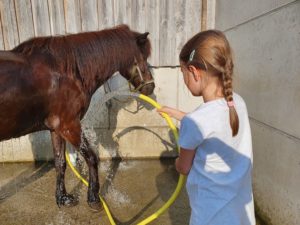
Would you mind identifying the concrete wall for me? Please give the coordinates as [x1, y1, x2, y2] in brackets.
[215, 1, 300, 224]
[0, 68, 201, 162]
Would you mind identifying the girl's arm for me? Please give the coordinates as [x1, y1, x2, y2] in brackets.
[158, 107, 194, 174]
[175, 148, 196, 175]
[157, 106, 186, 121]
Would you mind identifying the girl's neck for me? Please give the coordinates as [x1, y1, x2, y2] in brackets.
[202, 81, 224, 103]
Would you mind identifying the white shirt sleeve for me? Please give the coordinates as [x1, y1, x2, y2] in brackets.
[179, 115, 204, 150]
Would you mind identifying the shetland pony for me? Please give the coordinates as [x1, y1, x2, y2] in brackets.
[0, 25, 154, 210]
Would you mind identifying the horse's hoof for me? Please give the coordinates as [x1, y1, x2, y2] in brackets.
[88, 201, 103, 212]
[56, 194, 78, 207]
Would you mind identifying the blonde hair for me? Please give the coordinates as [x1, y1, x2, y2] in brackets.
[180, 30, 239, 136]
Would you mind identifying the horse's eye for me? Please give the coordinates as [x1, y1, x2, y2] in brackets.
[140, 64, 146, 73]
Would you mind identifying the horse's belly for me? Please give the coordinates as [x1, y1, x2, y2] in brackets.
[0, 122, 46, 141]
[0, 112, 47, 141]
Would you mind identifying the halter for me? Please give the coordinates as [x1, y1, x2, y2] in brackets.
[128, 59, 154, 92]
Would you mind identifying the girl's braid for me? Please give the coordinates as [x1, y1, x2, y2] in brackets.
[223, 58, 234, 102]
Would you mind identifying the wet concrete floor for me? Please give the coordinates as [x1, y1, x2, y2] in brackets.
[0, 159, 264, 225]
[0, 159, 190, 225]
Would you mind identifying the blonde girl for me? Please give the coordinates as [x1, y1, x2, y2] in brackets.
[158, 30, 255, 225]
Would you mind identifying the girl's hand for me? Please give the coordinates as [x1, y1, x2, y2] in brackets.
[157, 106, 186, 121]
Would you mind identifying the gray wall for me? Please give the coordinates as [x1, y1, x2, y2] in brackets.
[215, 1, 300, 224]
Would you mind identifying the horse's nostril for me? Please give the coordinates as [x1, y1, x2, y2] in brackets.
[141, 83, 155, 95]
[151, 83, 155, 90]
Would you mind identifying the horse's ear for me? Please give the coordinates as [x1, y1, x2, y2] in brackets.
[136, 32, 150, 46]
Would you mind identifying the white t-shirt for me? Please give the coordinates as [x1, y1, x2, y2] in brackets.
[179, 93, 255, 225]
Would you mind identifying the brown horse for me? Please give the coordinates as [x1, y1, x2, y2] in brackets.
[0, 25, 154, 210]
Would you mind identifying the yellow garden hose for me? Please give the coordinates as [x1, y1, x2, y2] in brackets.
[66, 151, 116, 223]
[66, 93, 186, 225]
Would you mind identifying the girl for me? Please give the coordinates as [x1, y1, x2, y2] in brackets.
[158, 30, 255, 225]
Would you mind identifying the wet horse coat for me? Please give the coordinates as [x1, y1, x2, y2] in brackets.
[0, 25, 154, 210]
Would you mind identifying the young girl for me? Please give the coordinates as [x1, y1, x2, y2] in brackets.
[158, 30, 255, 225]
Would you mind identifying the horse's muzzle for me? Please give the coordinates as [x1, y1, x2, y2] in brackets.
[139, 81, 155, 96]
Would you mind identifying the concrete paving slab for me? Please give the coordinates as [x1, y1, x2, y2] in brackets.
[0, 159, 190, 225]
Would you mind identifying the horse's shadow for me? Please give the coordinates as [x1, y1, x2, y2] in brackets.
[80, 76, 182, 223]
[0, 134, 53, 203]
[88, 87, 160, 196]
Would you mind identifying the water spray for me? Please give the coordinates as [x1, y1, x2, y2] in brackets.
[66, 91, 186, 225]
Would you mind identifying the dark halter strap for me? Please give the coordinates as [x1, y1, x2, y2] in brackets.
[128, 59, 154, 92]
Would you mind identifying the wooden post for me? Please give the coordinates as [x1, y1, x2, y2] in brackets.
[201, 0, 207, 31]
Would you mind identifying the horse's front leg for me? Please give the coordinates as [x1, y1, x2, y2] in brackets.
[79, 133, 102, 210]
[59, 122, 102, 211]
[51, 131, 77, 207]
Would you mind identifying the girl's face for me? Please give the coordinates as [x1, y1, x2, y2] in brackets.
[180, 62, 204, 96]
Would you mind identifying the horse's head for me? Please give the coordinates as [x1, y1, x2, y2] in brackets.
[121, 32, 155, 96]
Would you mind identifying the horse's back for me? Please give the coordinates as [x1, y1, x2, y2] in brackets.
[0, 51, 32, 94]
[0, 51, 51, 140]
[0, 50, 87, 141]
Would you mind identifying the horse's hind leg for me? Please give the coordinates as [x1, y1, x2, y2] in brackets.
[51, 131, 77, 207]
[59, 121, 102, 211]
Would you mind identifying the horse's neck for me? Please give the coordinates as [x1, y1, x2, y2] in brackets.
[68, 33, 131, 96]
[83, 69, 119, 97]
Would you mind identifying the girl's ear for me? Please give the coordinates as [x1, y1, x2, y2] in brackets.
[187, 65, 196, 73]
[188, 65, 202, 81]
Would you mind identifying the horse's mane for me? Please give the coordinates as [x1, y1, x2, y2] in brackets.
[12, 25, 151, 86]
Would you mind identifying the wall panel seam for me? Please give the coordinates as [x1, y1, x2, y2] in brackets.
[12, 0, 20, 43]
[250, 117, 300, 143]
[223, 0, 298, 33]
